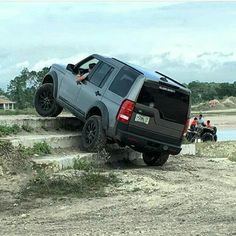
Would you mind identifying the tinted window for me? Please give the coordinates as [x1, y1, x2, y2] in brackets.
[89, 63, 113, 87]
[137, 82, 190, 124]
[109, 66, 140, 97]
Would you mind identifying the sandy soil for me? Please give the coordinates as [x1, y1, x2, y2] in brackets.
[0, 155, 236, 236]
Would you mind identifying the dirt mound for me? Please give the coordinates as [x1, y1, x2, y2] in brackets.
[193, 96, 236, 111]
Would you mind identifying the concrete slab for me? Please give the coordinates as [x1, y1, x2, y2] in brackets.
[0, 133, 82, 149]
[179, 144, 196, 155]
[0, 115, 83, 130]
[32, 144, 196, 173]
[33, 152, 97, 172]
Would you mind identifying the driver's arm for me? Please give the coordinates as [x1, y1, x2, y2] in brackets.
[76, 72, 89, 82]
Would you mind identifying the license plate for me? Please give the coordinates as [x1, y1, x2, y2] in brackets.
[135, 114, 150, 125]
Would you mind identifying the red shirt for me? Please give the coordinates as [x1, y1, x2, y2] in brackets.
[191, 120, 198, 126]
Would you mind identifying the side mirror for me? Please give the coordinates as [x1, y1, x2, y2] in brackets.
[66, 64, 75, 73]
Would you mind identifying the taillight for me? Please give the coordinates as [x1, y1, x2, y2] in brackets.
[117, 99, 135, 124]
[182, 119, 190, 135]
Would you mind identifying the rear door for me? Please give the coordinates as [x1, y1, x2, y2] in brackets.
[129, 81, 190, 145]
[76, 62, 114, 114]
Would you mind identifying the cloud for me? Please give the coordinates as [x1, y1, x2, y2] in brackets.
[16, 61, 30, 69]
[0, 2, 236, 90]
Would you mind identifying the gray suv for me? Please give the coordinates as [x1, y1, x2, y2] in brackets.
[35, 54, 191, 166]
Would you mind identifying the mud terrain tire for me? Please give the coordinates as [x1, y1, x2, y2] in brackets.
[81, 115, 106, 152]
[35, 83, 63, 117]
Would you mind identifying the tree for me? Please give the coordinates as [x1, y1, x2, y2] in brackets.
[0, 88, 6, 96]
[7, 67, 49, 109]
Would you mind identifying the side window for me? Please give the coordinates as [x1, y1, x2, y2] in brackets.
[109, 66, 141, 97]
[80, 58, 99, 70]
[74, 57, 99, 74]
[88, 63, 113, 87]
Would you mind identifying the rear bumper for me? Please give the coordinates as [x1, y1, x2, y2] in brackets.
[115, 124, 182, 155]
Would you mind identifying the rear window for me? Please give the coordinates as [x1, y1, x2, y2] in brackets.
[137, 82, 189, 124]
[109, 66, 140, 97]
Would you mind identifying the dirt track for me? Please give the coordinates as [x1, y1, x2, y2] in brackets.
[0, 154, 236, 236]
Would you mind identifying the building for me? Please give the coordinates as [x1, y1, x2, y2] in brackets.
[0, 96, 16, 110]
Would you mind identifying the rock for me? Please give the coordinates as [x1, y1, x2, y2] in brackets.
[20, 214, 29, 219]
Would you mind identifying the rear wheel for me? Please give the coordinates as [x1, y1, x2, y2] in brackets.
[35, 83, 63, 117]
[81, 115, 106, 152]
[143, 152, 169, 166]
[201, 132, 214, 142]
[213, 134, 217, 142]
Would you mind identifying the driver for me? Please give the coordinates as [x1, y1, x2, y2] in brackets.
[75, 63, 96, 82]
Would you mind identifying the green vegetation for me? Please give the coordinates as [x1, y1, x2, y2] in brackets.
[18, 142, 51, 157]
[0, 124, 21, 136]
[0, 108, 36, 115]
[182, 137, 191, 144]
[187, 81, 236, 105]
[3, 67, 49, 109]
[21, 169, 119, 198]
[0, 140, 51, 174]
[0, 123, 34, 137]
[73, 158, 100, 171]
[196, 141, 236, 161]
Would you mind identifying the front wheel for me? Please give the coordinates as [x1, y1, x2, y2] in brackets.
[34, 83, 63, 117]
[142, 152, 169, 166]
[81, 115, 107, 152]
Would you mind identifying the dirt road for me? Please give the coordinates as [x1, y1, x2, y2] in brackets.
[0, 154, 236, 236]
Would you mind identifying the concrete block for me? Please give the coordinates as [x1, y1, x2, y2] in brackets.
[0, 115, 83, 130]
[33, 152, 96, 171]
[0, 133, 82, 149]
[180, 144, 196, 155]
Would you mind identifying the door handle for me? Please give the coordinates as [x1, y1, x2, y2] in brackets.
[95, 91, 101, 96]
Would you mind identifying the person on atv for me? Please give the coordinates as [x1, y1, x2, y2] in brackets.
[206, 120, 212, 128]
[190, 117, 198, 131]
[198, 114, 206, 127]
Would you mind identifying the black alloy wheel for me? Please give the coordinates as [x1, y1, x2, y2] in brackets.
[35, 83, 62, 117]
[81, 115, 106, 152]
[85, 120, 97, 145]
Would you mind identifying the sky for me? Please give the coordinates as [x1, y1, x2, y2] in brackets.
[0, 1, 236, 90]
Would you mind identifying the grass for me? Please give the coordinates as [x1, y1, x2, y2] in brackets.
[0, 124, 21, 136]
[20, 157, 120, 198]
[0, 108, 36, 116]
[0, 123, 34, 137]
[196, 141, 236, 161]
[182, 137, 191, 144]
[73, 158, 100, 171]
[18, 142, 51, 157]
[21, 168, 120, 198]
[0, 140, 52, 174]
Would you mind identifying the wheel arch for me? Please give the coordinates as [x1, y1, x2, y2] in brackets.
[42, 71, 59, 98]
[86, 102, 109, 131]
